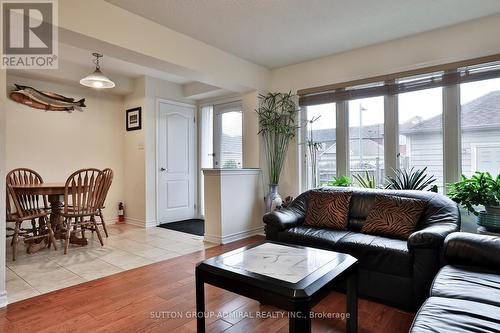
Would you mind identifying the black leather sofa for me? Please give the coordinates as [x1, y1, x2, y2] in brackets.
[263, 187, 460, 310]
[410, 232, 500, 332]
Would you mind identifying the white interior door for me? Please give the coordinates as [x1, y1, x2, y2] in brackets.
[157, 100, 196, 223]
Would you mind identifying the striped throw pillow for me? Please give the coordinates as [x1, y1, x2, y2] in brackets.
[304, 190, 352, 230]
[361, 195, 427, 239]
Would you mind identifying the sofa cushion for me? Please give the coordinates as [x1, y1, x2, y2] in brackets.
[278, 226, 351, 249]
[304, 190, 352, 230]
[336, 232, 412, 277]
[278, 226, 412, 277]
[430, 265, 500, 307]
[362, 194, 427, 239]
[410, 297, 500, 333]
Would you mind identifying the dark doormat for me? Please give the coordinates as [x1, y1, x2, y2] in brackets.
[158, 219, 204, 236]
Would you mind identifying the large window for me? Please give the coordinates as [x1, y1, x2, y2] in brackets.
[460, 77, 500, 177]
[305, 103, 336, 187]
[299, 59, 500, 199]
[349, 97, 384, 186]
[398, 87, 444, 191]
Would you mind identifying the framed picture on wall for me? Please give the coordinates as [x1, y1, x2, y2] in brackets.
[126, 107, 142, 131]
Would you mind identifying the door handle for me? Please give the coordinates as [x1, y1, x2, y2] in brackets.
[160, 167, 168, 172]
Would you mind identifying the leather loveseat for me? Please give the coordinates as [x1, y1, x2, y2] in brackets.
[263, 187, 460, 310]
[410, 232, 500, 332]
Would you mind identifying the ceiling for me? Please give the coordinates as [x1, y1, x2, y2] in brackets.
[106, 0, 500, 68]
[58, 43, 191, 85]
[9, 43, 233, 98]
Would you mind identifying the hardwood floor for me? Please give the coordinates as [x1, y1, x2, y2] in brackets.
[0, 236, 415, 332]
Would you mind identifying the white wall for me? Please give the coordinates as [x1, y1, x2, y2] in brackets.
[203, 169, 264, 244]
[5, 75, 125, 221]
[270, 13, 500, 197]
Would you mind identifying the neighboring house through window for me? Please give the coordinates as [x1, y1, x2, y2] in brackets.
[460, 78, 500, 177]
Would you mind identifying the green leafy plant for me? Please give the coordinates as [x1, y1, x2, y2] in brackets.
[447, 172, 498, 215]
[326, 175, 352, 187]
[353, 171, 376, 188]
[256, 92, 299, 185]
[492, 174, 500, 201]
[385, 167, 436, 191]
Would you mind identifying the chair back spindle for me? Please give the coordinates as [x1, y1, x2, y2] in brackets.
[97, 168, 114, 209]
[64, 169, 104, 216]
[6, 168, 47, 218]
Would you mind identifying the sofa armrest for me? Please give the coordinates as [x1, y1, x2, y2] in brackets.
[408, 223, 459, 250]
[443, 232, 500, 271]
[263, 208, 304, 232]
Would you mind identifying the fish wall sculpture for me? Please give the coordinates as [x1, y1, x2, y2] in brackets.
[9, 84, 86, 112]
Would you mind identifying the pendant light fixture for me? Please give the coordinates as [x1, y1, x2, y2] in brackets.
[80, 53, 115, 89]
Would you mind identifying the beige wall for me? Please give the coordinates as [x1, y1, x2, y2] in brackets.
[123, 77, 146, 225]
[59, 0, 270, 92]
[241, 90, 260, 169]
[270, 13, 500, 197]
[5, 75, 125, 221]
[0, 69, 7, 307]
[143, 76, 196, 225]
[123, 76, 195, 227]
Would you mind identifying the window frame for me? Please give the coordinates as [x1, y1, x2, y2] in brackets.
[299, 79, 464, 193]
[213, 101, 243, 169]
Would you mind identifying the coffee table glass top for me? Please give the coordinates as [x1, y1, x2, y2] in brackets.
[214, 242, 343, 283]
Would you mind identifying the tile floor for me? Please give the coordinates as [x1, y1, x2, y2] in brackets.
[5, 223, 217, 304]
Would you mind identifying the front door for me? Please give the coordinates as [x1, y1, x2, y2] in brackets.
[157, 100, 196, 223]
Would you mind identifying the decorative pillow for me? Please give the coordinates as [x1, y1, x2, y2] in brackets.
[361, 195, 427, 239]
[304, 190, 352, 230]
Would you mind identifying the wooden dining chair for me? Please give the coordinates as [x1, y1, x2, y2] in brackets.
[61, 168, 105, 254]
[6, 168, 56, 260]
[95, 168, 113, 237]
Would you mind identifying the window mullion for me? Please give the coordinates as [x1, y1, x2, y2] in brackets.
[299, 107, 308, 191]
[443, 83, 462, 192]
[336, 101, 349, 177]
[384, 94, 398, 182]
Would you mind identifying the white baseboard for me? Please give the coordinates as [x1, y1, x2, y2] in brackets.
[0, 290, 7, 308]
[124, 218, 156, 228]
[204, 226, 265, 245]
[145, 220, 157, 228]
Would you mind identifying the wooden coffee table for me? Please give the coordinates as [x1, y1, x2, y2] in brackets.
[195, 241, 358, 333]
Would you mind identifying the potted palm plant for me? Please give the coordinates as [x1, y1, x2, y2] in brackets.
[385, 167, 437, 191]
[256, 92, 299, 212]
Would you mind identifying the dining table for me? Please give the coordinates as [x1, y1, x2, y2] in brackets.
[10, 182, 89, 253]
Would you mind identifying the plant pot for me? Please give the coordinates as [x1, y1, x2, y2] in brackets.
[477, 211, 500, 232]
[485, 205, 500, 215]
[264, 184, 282, 213]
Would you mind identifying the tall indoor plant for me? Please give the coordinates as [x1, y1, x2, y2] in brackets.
[256, 92, 299, 211]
